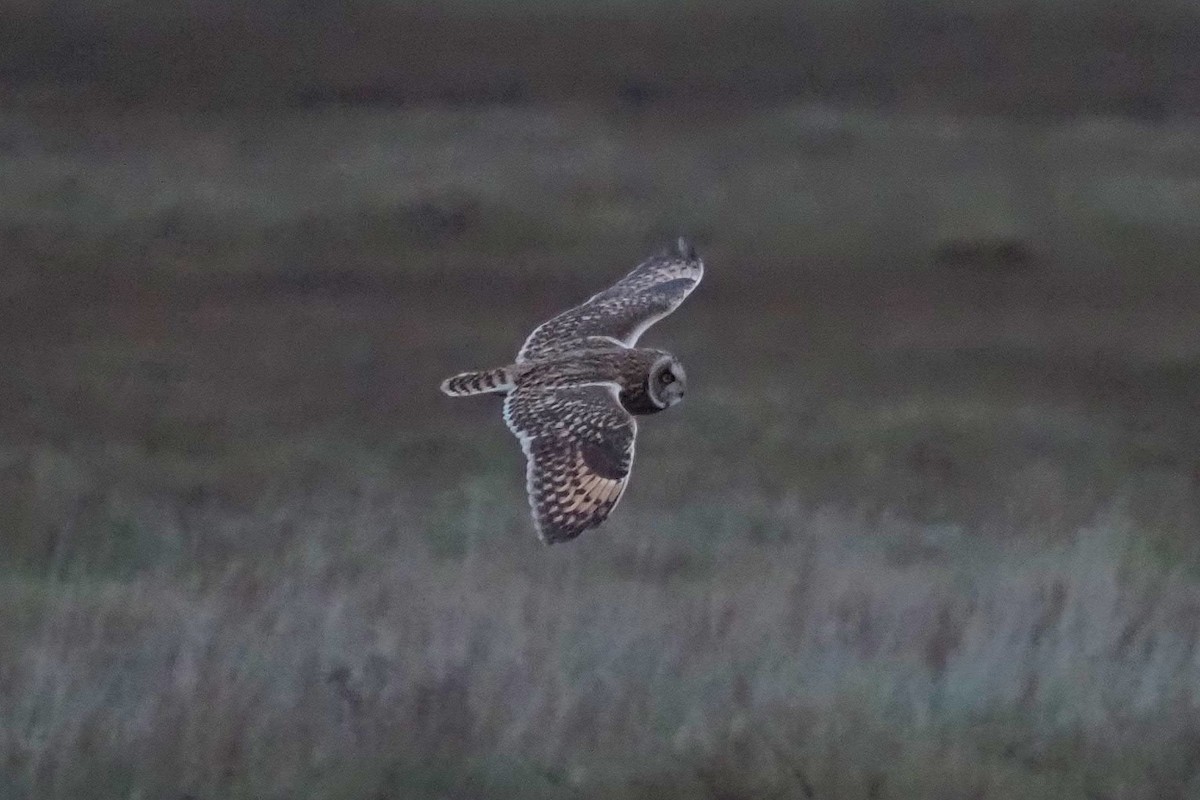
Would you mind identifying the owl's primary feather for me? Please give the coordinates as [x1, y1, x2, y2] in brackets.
[439, 238, 704, 543]
[503, 383, 636, 543]
[517, 236, 703, 362]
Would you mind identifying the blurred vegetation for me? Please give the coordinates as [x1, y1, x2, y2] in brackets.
[4, 2, 1200, 798]
[4, 0, 1200, 118]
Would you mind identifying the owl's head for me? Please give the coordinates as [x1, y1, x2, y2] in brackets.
[647, 354, 687, 409]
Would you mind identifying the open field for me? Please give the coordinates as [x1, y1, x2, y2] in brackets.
[4, 92, 1200, 797]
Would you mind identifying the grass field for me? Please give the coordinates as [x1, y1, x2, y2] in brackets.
[5, 6, 1200, 792]
[3, 101, 1200, 798]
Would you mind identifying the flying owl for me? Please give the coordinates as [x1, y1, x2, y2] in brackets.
[440, 237, 704, 543]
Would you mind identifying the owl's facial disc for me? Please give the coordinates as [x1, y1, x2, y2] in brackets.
[648, 356, 686, 408]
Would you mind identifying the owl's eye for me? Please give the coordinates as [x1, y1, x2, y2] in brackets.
[659, 371, 675, 384]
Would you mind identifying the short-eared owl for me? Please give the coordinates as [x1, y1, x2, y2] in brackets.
[440, 238, 704, 544]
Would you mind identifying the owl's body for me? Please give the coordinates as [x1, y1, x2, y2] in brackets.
[442, 346, 675, 415]
[440, 238, 703, 543]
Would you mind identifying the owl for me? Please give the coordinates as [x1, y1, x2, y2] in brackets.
[440, 237, 704, 543]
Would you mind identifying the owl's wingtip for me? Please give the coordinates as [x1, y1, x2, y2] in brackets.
[671, 236, 698, 262]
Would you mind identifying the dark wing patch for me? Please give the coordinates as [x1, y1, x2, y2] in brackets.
[503, 383, 636, 543]
[578, 439, 627, 480]
[517, 238, 703, 362]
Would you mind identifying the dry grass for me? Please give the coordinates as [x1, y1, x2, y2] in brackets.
[3, 489, 1200, 799]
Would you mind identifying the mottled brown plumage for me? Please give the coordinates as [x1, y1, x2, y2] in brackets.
[440, 238, 704, 543]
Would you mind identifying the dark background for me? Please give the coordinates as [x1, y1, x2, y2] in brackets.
[4, 2, 1200, 798]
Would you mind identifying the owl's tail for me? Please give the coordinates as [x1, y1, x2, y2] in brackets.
[440, 367, 515, 397]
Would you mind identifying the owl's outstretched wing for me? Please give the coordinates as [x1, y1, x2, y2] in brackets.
[503, 383, 636, 543]
[517, 237, 704, 362]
